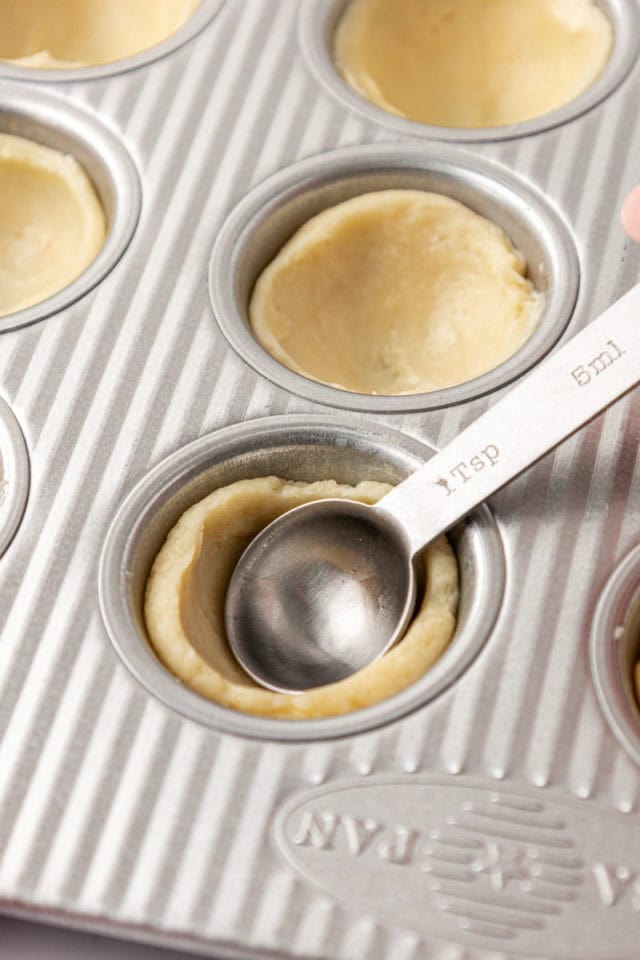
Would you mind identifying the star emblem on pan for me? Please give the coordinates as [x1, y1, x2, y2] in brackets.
[470, 842, 536, 892]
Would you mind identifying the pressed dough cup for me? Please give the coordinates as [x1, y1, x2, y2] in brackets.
[0, 0, 202, 68]
[249, 189, 544, 396]
[100, 416, 506, 738]
[144, 476, 459, 720]
[334, 0, 613, 129]
[0, 133, 105, 317]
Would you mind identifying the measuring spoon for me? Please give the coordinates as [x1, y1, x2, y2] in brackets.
[225, 283, 640, 694]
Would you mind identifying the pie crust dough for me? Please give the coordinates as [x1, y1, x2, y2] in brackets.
[0, 0, 201, 69]
[250, 190, 544, 395]
[0, 133, 106, 317]
[335, 0, 613, 128]
[144, 477, 459, 719]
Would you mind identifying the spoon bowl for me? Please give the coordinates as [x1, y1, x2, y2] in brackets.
[225, 498, 416, 692]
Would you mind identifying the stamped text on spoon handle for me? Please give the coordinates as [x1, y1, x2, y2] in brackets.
[437, 339, 626, 498]
[571, 339, 626, 386]
[435, 444, 500, 497]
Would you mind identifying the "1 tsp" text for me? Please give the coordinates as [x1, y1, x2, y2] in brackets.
[435, 444, 500, 497]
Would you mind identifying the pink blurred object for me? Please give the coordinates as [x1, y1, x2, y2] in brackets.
[621, 183, 640, 241]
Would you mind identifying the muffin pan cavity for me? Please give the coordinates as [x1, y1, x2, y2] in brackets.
[99, 416, 505, 741]
[299, 0, 640, 142]
[209, 143, 579, 413]
[0, 397, 29, 559]
[591, 544, 640, 767]
[0, 0, 225, 83]
[0, 84, 140, 334]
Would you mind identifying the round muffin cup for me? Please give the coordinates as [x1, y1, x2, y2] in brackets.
[0, 84, 141, 334]
[299, 0, 640, 143]
[99, 415, 506, 742]
[591, 544, 640, 767]
[0, 397, 29, 558]
[209, 142, 579, 413]
[0, 0, 225, 83]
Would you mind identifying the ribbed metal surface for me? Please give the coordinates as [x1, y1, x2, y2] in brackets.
[2, 1, 640, 958]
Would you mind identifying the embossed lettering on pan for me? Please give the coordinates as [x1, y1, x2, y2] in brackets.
[277, 777, 640, 957]
[5, 2, 640, 958]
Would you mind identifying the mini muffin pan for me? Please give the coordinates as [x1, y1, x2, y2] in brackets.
[3, 2, 640, 959]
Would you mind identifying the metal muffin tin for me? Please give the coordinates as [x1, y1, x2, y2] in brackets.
[0, 397, 29, 559]
[0, 0, 226, 84]
[2, 1, 640, 958]
[0, 83, 141, 334]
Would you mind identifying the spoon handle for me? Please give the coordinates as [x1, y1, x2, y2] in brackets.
[379, 282, 640, 557]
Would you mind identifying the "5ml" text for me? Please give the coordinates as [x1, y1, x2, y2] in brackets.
[572, 339, 625, 386]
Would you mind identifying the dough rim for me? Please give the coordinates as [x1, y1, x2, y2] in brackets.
[0, 132, 106, 317]
[144, 477, 460, 720]
[0, 0, 202, 69]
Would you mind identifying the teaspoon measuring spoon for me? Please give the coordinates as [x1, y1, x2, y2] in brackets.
[225, 283, 640, 694]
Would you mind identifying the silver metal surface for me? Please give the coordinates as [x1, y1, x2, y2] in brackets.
[299, 0, 640, 142]
[2, 1, 640, 957]
[0, 397, 29, 559]
[209, 142, 580, 412]
[592, 543, 640, 767]
[227, 284, 640, 693]
[0, 0, 226, 84]
[99, 415, 505, 740]
[0, 84, 141, 334]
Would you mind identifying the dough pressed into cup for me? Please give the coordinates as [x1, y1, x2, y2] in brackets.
[0, 133, 106, 317]
[145, 477, 459, 720]
[0, 0, 201, 69]
[250, 190, 544, 396]
[334, 0, 613, 129]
